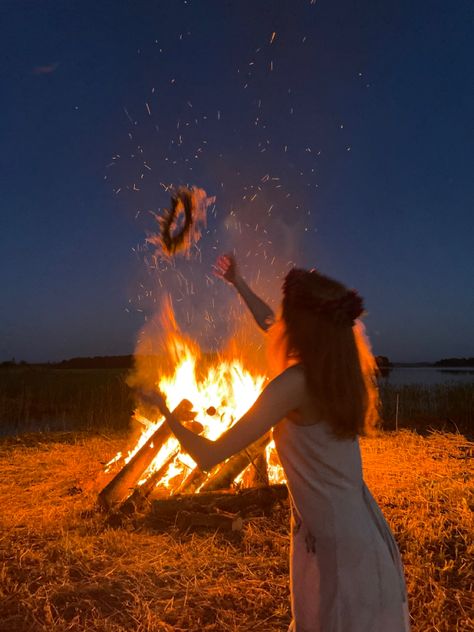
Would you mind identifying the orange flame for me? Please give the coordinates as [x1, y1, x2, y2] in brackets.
[106, 298, 285, 494]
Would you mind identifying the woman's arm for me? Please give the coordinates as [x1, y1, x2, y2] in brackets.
[139, 365, 305, 471]
[214, 254, 275, 331]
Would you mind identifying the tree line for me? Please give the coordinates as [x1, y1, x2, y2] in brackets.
[1, 355, 473, 370]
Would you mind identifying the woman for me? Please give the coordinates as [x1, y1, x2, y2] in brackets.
[141, 255, 410, 632]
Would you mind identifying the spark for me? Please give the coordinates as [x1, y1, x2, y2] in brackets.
[270, 32, 276, 44]
[123, 107, 134, 125]
[145, 102, 151, 116]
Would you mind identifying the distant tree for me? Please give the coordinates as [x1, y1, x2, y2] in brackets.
[435, 357, 474, 367]
[56, 355, 134, 369]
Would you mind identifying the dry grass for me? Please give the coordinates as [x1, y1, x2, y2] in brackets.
[0, 430, 472, 631]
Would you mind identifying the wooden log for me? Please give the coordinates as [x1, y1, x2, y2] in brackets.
[243, 451, 269, 488]
[175, 510, 243, 532]
[173, 466, 207, 495]
[98, 399, 193, 510]
[199, 434, 271, 492]
[118, 450, 179, 515]
[151, 484, 288, 520]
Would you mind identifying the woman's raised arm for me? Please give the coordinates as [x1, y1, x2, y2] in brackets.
[139, 365, 305, 472]
[214, 254, 275, 331]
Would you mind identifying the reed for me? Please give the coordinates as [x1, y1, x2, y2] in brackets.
[0, 367, 133, 434]
[2, 368, 473, 438]
[379, 382, 474, 435]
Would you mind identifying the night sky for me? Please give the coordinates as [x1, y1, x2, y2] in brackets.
[1, 0, 473, 363]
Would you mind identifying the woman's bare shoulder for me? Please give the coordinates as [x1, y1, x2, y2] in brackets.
[267, 364, 306, 400]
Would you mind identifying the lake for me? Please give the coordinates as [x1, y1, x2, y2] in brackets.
[380, 367, 474, 386]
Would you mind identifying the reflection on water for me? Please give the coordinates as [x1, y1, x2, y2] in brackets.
[379, 367, 474, 386]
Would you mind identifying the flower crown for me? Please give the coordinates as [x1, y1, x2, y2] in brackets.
[283, 268, 364, 327]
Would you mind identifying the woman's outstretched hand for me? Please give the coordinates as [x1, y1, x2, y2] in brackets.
[213, 253, 238, 285]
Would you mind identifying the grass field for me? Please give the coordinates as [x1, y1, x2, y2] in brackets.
[0, 430, 472, 631]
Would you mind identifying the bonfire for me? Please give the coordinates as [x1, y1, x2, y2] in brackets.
[98, 298, 287, 529]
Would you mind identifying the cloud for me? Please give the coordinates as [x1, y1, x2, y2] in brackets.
[33, 62, 59, 75]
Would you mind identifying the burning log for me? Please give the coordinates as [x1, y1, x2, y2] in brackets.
[118, 432, 271, 515]
[244, 451, 270, 488]
[174, 467, 207, 495]
[118, 450, 179, 515]
[98, 399, 194, 510]
[200, 434, 271, 492]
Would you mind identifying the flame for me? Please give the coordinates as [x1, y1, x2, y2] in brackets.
[106, 298, 285, 494]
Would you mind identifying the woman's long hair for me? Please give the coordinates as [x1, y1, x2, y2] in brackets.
[268, 268, 379, 439]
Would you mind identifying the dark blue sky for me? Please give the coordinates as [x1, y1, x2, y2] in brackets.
[1, 0, 473, 363]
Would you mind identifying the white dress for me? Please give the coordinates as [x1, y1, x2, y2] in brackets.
[273, 417, 410, 632]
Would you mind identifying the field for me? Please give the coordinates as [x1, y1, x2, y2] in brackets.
[0, 368, 473, 630]
[0, 429, 472, 632]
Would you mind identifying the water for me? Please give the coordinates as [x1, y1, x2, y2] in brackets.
[380, 367, 474, 387]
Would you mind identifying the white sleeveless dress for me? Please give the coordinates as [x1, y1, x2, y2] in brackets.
[273, 418, 410, 632]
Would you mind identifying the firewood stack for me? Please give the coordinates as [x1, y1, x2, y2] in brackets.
[98, 398, 288, 531]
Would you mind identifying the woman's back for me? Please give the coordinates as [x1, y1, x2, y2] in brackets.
[273, 416, 410, 631]
[274, 416, 364, 495]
